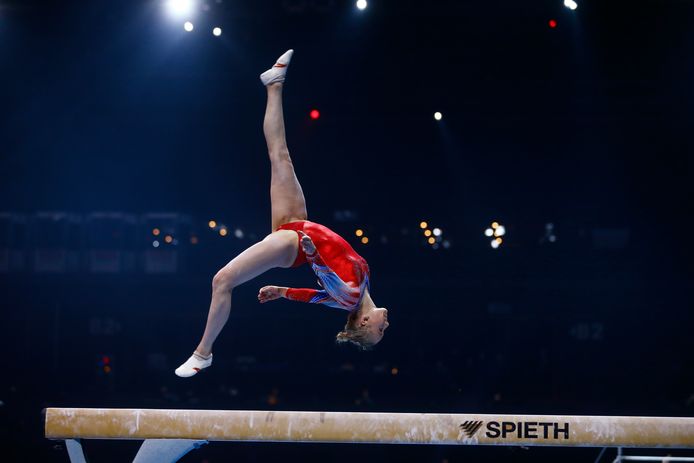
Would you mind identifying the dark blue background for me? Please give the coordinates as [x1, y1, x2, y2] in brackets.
[1, 0, 693, 461]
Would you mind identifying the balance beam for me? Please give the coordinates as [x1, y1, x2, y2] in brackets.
[44, 408, 694, 448]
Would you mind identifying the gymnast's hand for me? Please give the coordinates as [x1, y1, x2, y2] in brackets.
[258, 285, 287, 303]
[298, 231, 316, 255]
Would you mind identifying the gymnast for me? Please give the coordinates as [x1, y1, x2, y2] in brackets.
[176, 50, 389, 377]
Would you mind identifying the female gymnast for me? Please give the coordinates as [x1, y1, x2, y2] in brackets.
[175, 50, 389, 377]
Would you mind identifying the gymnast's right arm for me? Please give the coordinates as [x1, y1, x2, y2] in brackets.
[257, 285, 345, 309]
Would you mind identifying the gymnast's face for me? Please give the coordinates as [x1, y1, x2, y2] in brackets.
[363, 307, 389, 345]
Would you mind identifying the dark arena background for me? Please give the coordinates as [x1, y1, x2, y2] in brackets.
[2, 0, 693, 461]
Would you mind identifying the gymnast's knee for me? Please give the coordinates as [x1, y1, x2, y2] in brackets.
[212, 268, 236, 293]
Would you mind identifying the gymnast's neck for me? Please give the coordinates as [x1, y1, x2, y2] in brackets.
[357, 287, 376, 313]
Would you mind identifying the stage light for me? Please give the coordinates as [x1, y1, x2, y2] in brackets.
[564, 0, 578, 10]
[485, 228, 494, 237]
[420, 221, 428, 229]
[491, 240, 500, 249]
[208, 220, 217, 228]
[152, 228, 160, 236]
[219, 227, 228, 236]
[495, 237, 503, 245]
[492, 222, 499, 229]
[356, 0, 367, 10]
[234, 228, 244, 239]
[494, 225, 506, 237]
[428, 237, 436, 245]
[165, 235, 173, 244]
[356, 229, 364, 237]
[434, 112, 443, 121]
[166, 0, 195, 18]
[433, 228, 442, 236]
[190, 236, 199, 245]
[310, 109, 320, 120]
[213, 27, 222, 36]
[184, 21, 194, 32]
[153, 240, 160, 248]
[424, 229, 432, 237]
[361, 237, 369, 244]
[549, 19, 557, 28]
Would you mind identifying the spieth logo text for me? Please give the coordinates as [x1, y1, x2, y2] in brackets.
[459, 421, 570, 440]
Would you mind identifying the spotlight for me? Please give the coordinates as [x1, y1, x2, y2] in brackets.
[433, 228, 442, 236]
[434, 112, 443, 121]
[219, 227, 228, 237]
[494, 225, 506, 237]
[208, 220, 217, 228]
[152, 228, 161, 236]
[356, 0, 367, 10]
[427, 237, 436, 245]
[420, 221, 428, 229]
[166, 0, 195, 18]
[485, 228, 494, 237]
[355, 229, 364, 237]
[213, 27, 222, 36]
[491, 240, 500, 249]
[165, 235, 173, 244]
[310, 109, 320, 120]
[563, 0, 578, 10]
[424, 229, 432, 237]
[548, 19, 557, 28]
[184, 21, 194, 32]
[153, 240, 160, 248]
[234, 228, 244, 239]
[361, 237, 369, 244]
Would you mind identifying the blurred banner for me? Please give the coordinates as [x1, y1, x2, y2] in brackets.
[86, 212, 137, 274]
[0, 212, 196, 274]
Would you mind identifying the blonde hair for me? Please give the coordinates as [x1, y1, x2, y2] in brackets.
[334, 309, 376, 351]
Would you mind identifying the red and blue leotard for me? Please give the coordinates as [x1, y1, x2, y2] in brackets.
[275, 220, 370, 311]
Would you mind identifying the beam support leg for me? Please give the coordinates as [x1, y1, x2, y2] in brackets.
[132, 439, 208, 463]
[65, 439, 87, 463]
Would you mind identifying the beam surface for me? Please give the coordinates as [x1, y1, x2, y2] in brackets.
[44, 408, 694, 448]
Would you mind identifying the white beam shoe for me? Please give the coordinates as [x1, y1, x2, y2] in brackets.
[260, 49, 294, 86]
[175, 352, 213, 378]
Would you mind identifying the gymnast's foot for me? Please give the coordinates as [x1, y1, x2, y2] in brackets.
[260, 49, 293, 86]
[175, 351, 213, 378]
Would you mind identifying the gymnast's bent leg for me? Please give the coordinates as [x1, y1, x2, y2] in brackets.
[175, 231, 298, 377]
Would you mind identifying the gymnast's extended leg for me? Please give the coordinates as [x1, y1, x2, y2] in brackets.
[261, 50, 308, 231]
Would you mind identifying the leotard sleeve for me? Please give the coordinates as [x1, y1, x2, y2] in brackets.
[284, 287, 346, 310]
